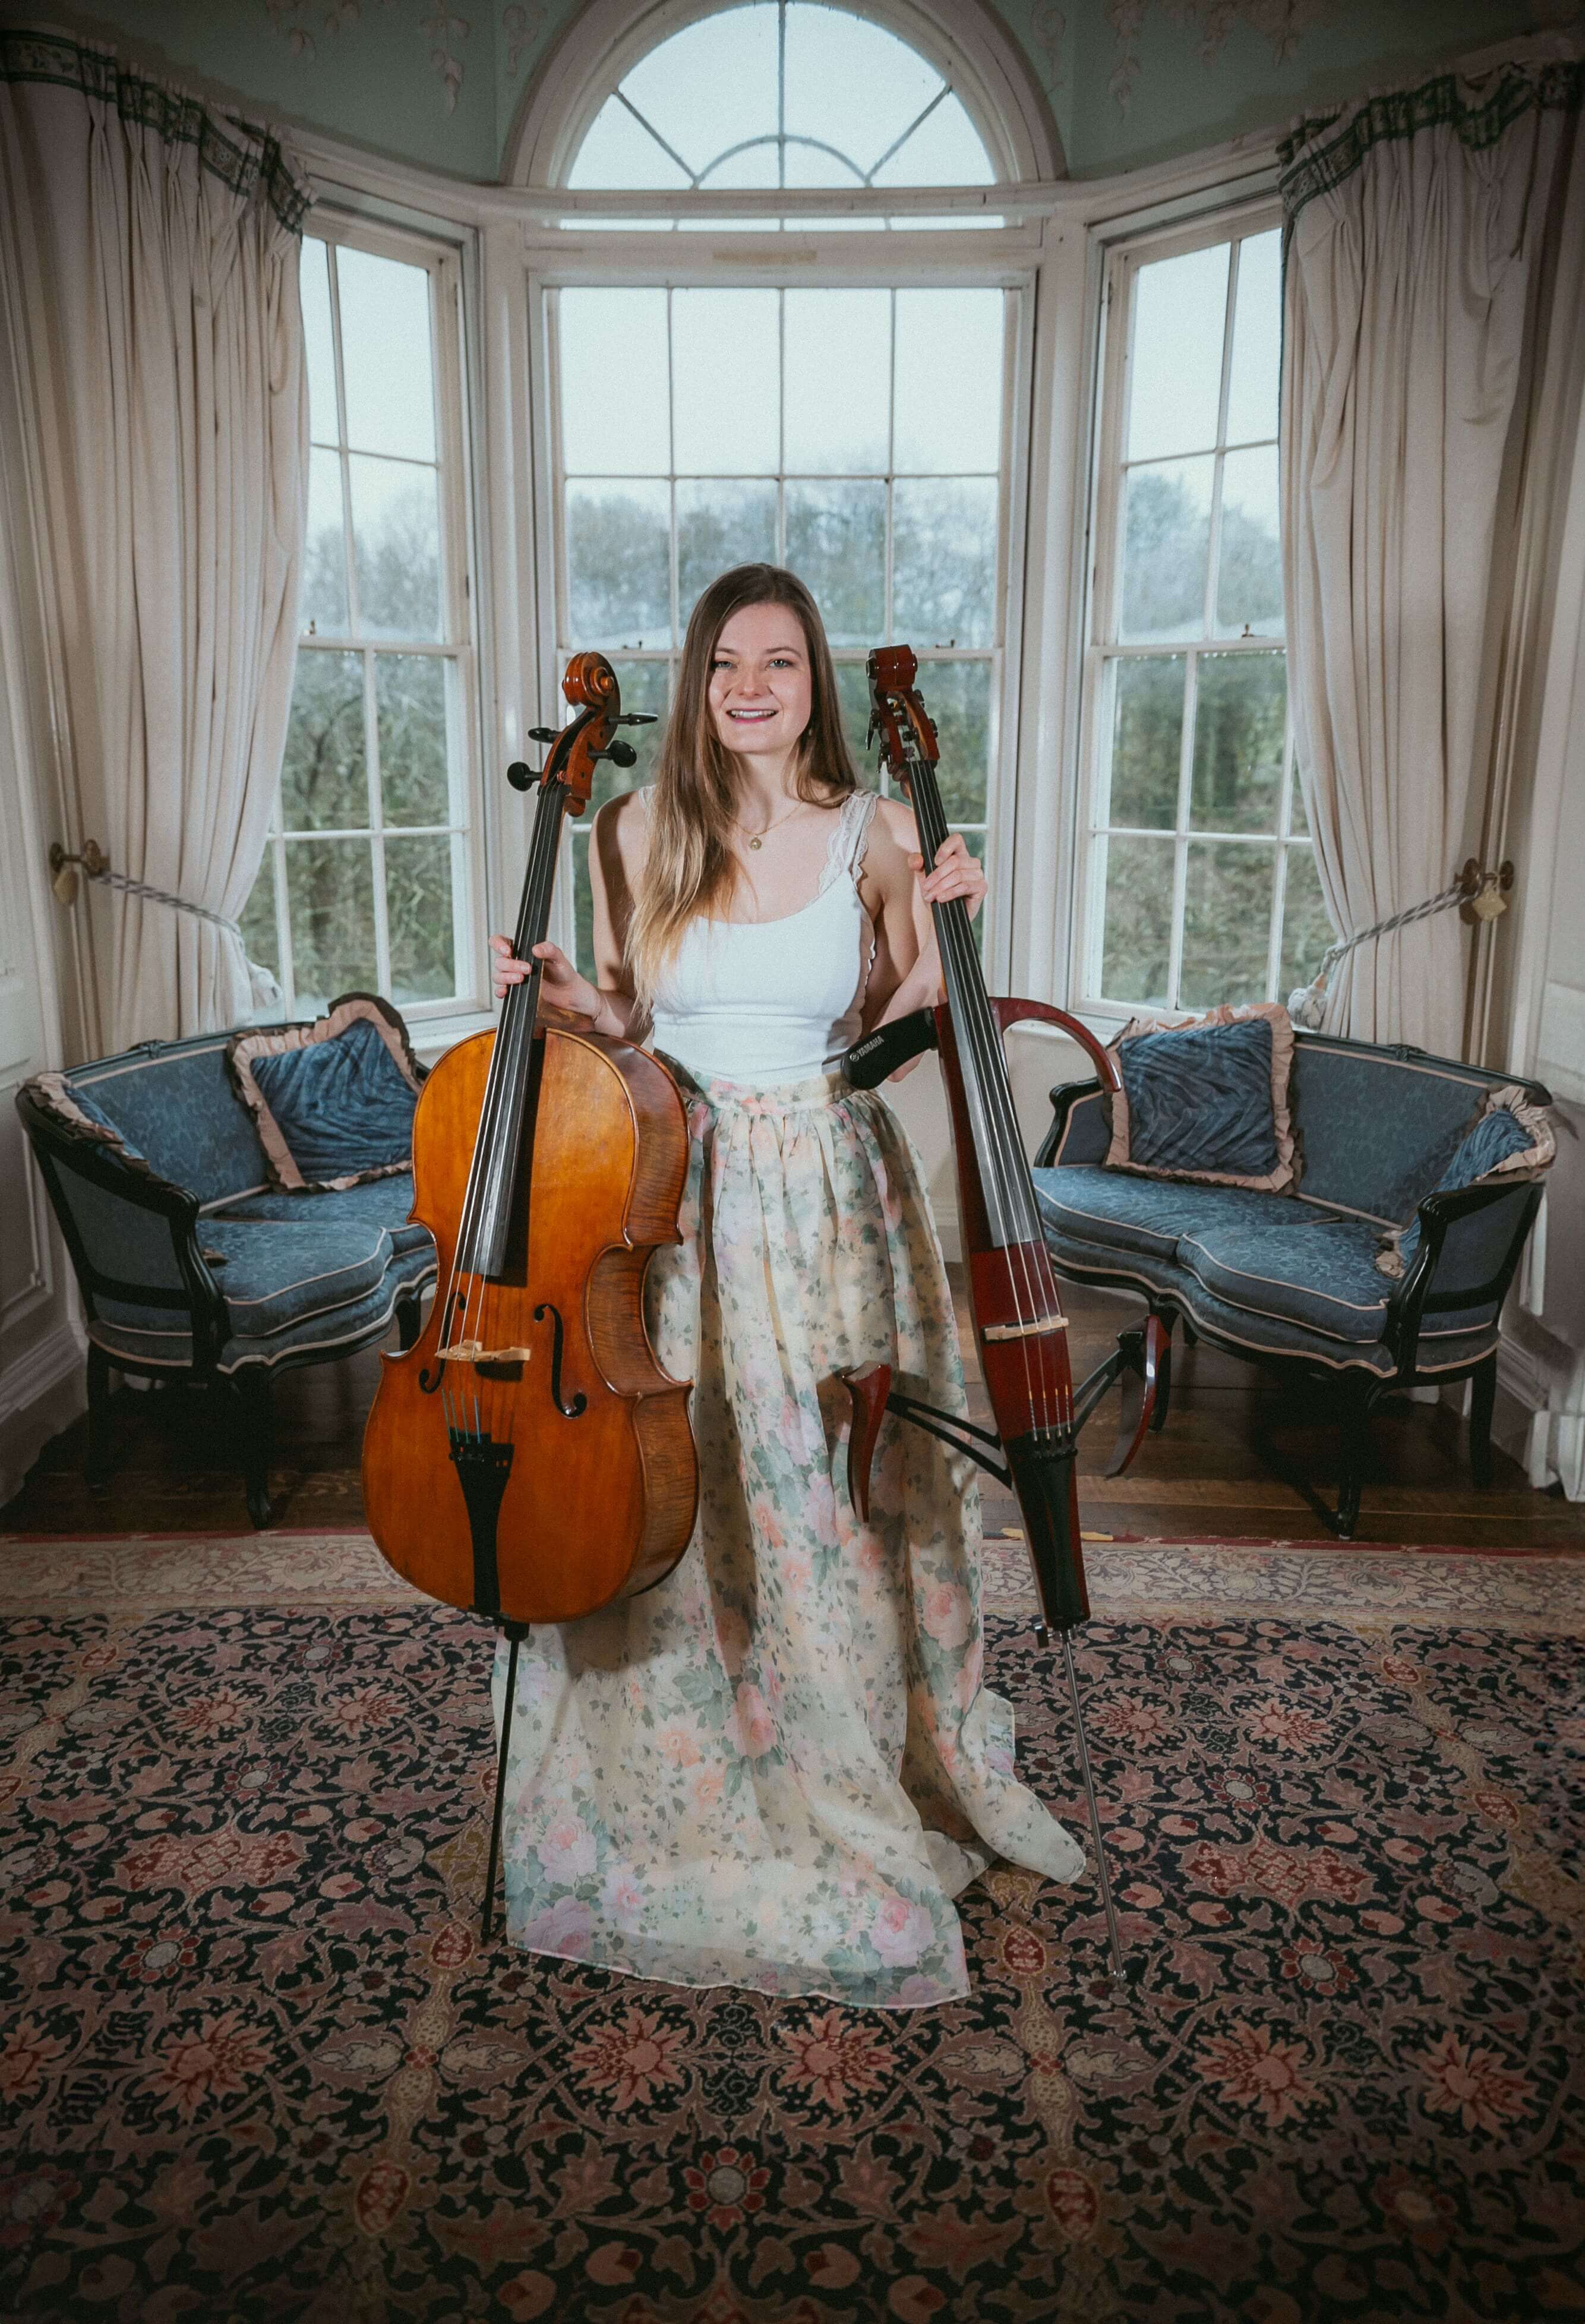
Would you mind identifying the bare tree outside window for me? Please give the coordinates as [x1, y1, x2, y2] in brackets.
[241, 233, 476, 1022]
[1079, 222, 1331, 1016]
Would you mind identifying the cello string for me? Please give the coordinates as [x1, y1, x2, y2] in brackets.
[911, 743, 1062, 1441]
[898, 731, 1049, 1438]
[471, 766, 564, 1443]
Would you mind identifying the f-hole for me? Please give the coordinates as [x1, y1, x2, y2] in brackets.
[533, 1302, 586, 1418]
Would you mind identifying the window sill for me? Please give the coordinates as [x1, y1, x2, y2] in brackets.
[412, 1006, 494, 1066]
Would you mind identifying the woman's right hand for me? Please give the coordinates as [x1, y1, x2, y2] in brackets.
[489, 934, 599, 1019]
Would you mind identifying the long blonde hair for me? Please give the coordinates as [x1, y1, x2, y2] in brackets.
[626, 564, 860, 1002]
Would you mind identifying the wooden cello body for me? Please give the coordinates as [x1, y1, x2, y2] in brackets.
[362, 653, 697, 1630]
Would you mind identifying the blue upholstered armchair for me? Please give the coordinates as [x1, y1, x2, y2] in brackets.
[1032, 1031, 1554, 1537]
[17, 1024, 437, 1525]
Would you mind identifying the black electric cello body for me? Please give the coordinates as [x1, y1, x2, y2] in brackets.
[843, 646, 1167, 1973]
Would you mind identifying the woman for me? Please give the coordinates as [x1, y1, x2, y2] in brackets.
[488, 564, 1082, 2009]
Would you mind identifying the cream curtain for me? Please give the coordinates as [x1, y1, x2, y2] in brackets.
[1279, 55, 1585, 1054]
[0, 30, 309, 1048]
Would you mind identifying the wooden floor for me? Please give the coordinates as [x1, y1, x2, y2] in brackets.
[5, 1275, 1583, 1549]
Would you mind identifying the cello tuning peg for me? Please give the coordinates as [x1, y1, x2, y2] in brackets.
[596, 741, 637, 770]
[526, 727, 558, 744]
[617, 712, 657, 727]
[506, 762, 540, 792]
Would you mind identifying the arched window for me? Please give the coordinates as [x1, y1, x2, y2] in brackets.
[528, 4, 1038, 975]
[567, 4, 997, 192]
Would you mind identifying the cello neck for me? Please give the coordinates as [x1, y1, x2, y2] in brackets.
[865, 644, 1043, 1256]
[458, 770, 570, 1278]
[901, 751, 1043, 1253]
[459, 651, 624, 1280]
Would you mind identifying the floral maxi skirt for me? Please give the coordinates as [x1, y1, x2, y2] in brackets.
[492, 1066, 1083, 2008]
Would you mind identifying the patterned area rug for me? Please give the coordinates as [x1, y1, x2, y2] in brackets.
[1, 1530, 1581, 2323]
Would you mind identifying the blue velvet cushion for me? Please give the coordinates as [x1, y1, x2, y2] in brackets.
[1394, 1107, 1542, 1274]
[1109, 1003, 1296, 1191]
[1033, 1167, 1310, 1262]
[91, 1218, 435, 1373]
[211, 1170, 434, 1258]
[227, 996, 422, 1193]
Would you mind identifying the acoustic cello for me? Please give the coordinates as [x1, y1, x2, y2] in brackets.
[362, 652, 698, 1933]
[842, 645, 1167, 1978]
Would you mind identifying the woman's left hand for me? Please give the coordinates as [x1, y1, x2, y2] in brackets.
[910, 831, 987, 920]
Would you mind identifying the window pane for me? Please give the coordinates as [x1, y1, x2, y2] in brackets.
[784, 6, 943, 176]
[1179, 841, 1275, 1009]
[303, 448, 349, 633]
[832, 661, 874, 775]
[566, 99, 692, 192]
[672, 291, 778, 476]
[1107, 656, 1183, 829]
[619, 7, 777, 176]
[1126, 243, 1229, 463]
[1190, 651, 1286, 833]
[921, 661, 990, 823]
[337, 248, 435, 465]
[567, 481, 671, 647]
[559, 290, 670, 475]
[349, 457, 441, 641]
[894, 291, 1002, 473]
[785, 480, 885, 646]
[280, 651, 367, 832]
[1119, 457, 1213, 644]
[871, 96, 996, 187]
[599, 659, 668, 806]
[892, 477, 997, 649]
[678, 481, 776, 628]
[699, 142, 780, 191]
[239, 848, 280, 994]
[375, 655, 449, 826]
[1280, 841, 1333, 999]
[785, 290, 890, 473]
[573, 832, 596, 978]
[1215, 445, 1283, 638]
[1226, 230, 1281, 447]
[1098, 835, 1172, 1006]
[302, 241, 338, 444]
[387, 833, 456, 1004]
[285, 838, 376, 1011]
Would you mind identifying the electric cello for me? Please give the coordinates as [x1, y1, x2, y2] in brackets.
[362, 653, 699, 1931]
[842, 645, 1167, 1977]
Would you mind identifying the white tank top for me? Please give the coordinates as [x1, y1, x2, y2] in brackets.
[649, 789, 880, 1087]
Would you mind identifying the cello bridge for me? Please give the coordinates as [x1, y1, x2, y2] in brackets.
[437, 1340, 535, 1365]
[984, 1316, 1068, 1342]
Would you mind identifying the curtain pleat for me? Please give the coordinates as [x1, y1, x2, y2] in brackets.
[1278, 53, 1585, 1054]
[0, 29, 310, 1048]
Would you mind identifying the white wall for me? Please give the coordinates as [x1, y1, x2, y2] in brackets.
[1495, 397, 1585, 1497]
[0, 496, 84, 1505]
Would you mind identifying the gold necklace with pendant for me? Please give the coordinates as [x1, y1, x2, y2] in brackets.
[740, 799, 807, 851]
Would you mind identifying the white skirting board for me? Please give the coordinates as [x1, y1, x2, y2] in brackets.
[0, 1319, 86, 1511]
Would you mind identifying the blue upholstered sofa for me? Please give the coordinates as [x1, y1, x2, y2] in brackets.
[17, 1027, 437, 1525]
[1031, 1031, 1552, 1536]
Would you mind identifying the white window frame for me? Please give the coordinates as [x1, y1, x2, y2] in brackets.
[525, 241, 1037, 990]
[1070, 195, 1306, 1024]
[254, 211, 487, 1026]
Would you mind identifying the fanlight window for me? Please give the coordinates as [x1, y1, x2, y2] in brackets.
[567, 3, 996, 191]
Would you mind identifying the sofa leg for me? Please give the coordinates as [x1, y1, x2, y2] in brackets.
[1150, 1312, 1173, 1433]
[1336, 1379, 1374, 1541]
[233, 1371, 274, 1529]
[1469, 1354, 1497, 1489]
[86, 1344, 115, 1492]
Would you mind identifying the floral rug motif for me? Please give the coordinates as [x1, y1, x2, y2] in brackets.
[0, 1533, 1581, 2322]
